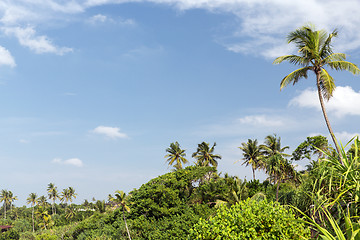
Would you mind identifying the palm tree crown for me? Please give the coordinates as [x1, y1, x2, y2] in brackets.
[165, 142, 188, 170]
[47, 183, 58, 215]
[192, 142, 221, 167]
[274, 24, 360, 159]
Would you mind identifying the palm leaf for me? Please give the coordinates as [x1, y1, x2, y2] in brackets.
[327, 61, 360, 75]
[280, 66, 312, 89]
[319, 69, 336, 100]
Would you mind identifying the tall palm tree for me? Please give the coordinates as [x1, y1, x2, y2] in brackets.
[273, 24, 360, 161]
[192, 142, 222, 168]
[239, 139, 264, 180]
[109, 190, 132, 240]
[0, 189, 10, 219]
[8, 191, 17, 212]
[27, 193, 38, 232]
[47, 183, 58, 215]
[165, 142, 188, 170]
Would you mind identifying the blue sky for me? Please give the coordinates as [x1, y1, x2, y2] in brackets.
[1, 0, 360, 206]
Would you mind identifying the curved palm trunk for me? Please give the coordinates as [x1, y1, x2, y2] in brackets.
[316, 71, 343, 164]
[123, 209, 132, 240]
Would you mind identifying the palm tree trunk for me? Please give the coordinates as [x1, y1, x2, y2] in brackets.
[252, 167, 256, 181]
[123, 209, 132, 240]
[316, 71, 343, 164]
[275, 175, 279, 202]
[32, 206, 35, 232]
[4, 204, 6, 219]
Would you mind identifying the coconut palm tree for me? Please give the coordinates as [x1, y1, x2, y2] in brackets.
[68, 187, 77, 203]
[37, 195, 49, 208]
[109, 190, 132, 240]
[239, 139, 264, 180]
[47, 183, 58, 215]
[8, 191, 17, 212]
[165, 142, 188, 170]
[0, 189, 10, 219]
[192, 142, 221, 168]
[274, 24, 360, 161]
[27, 193, 38, 232]
[261, 134, 290, 158]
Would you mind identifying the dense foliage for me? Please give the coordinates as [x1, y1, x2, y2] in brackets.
[189, 198, 310, 239]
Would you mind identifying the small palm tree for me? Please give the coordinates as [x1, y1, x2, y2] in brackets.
[47, 183, 58, 215]
[109, 190, 132, 240]
[165, 142, 188, 170]
[239, 139, 264, 180]
[27, 193, 38, 232]
[274, 24, 360, 161]
[192, 142, 221, 167]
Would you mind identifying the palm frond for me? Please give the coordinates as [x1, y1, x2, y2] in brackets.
[327, 61, 360, 75]
[319, 69, 336, 100]
[280, 66, 312, 90]
[323, 53, 346, 64]
[273, 55, 309, 66]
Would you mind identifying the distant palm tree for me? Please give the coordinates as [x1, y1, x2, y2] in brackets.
[37, 195, 49, 208]
[60, 188, 70, 208]
[27, 193, 38, 232]
[165, 142, 188, 170]
[109, 190, 132, 240]
[47, 183, 59, 215]
[239, 139, 264, 180]
[8, 191, 17, 212]
[192, 142, 221, 168]
[261, 134, 290, 158]
[274, 24, 360, 160]
[68, 187, 77, 203]
[0, 190, 10, 219]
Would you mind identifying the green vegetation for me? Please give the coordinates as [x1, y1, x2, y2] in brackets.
[1, 24, 359, 239]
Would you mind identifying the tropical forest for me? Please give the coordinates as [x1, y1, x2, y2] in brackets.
[1, 25, 360, 240]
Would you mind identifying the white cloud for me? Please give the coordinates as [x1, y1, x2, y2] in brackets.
[3, 26, 73, 55]
[92, 126, 128, 139]
[2, 0, 360, 58]
[82, 0, 360, 57]
[52, 158, 84, 167]
[290, 86, 360, 117]
[19, 139, 29, 144]
[238, 115, 283, 127]
[334, 131, 359, 145]
[0, 46, 16, 67]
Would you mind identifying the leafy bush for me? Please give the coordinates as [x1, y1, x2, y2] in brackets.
[189, 198, 310, 239]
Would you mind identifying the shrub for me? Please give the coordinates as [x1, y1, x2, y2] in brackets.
[189, 198, 310, 240]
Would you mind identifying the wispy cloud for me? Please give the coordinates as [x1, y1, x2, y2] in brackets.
[92, 126, 128, 139]
[3, 26, 73, 55]
[0, 46, 16, 67]
[52, 158, 84, 167]
[290, 86, 360, 117]
[88, 14, 136, 26]
[2, 0, 360, 59]
[83, 0, 360, 57]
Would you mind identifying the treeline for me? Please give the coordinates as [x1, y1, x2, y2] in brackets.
[0, 134, 359, 239]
